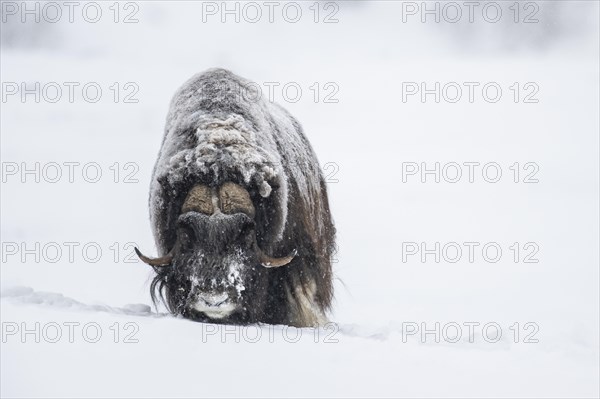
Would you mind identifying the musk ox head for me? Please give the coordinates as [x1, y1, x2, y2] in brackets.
[136, 68, 336, 327]
[136, 182, 295, 323]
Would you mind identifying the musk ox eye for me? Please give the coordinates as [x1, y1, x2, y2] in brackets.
[218, 182, 255, 218]
[182, 185, 213, 215]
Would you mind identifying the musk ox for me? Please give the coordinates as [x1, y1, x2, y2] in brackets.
[135, 68, 336, 327]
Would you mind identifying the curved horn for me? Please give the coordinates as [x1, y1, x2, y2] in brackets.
[255, 242, 296, 268]
[134, 247, 174, 267]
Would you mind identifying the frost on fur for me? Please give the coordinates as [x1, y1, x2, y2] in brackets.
[144, 68, 336, 327]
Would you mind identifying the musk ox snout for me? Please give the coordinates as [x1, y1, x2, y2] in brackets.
[177, 247, 267, 322]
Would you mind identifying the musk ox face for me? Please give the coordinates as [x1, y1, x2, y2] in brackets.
[137, 182, 295, 324]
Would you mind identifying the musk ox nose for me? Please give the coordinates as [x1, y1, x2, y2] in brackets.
[196, 292, 229, 307]
[191, 291, 237, 319]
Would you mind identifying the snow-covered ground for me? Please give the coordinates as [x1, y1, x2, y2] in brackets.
[1, 1, 599, 397]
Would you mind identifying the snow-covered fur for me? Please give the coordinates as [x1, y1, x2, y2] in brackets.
[148, 68, 336, 327]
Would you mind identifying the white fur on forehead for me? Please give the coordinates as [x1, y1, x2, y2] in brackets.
[161, 114, 283, 199]
[151, 110, 289, 243]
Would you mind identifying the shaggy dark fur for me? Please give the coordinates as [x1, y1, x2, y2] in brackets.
[146, 68, 336, 327]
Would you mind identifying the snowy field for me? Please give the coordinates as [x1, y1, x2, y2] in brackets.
[1, 1, 599, 397]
